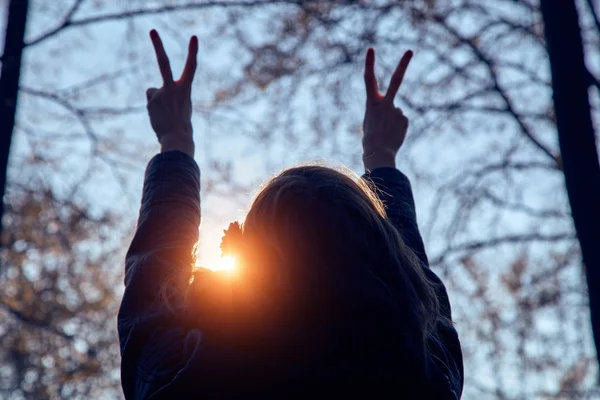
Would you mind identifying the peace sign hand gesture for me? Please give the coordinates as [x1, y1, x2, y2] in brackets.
[146, 30, 198, 158]
[362, 48, 413, 171]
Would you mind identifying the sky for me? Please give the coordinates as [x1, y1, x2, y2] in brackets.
[3, 0, 600, 398]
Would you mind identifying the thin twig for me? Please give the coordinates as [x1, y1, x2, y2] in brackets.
[430, 232, 576, 266]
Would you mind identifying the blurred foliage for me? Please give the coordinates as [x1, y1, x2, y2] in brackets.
[0, 174, 123, 399]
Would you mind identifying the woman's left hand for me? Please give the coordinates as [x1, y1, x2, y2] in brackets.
[146, 30, 198, 158]
[362, 48, 413, 171]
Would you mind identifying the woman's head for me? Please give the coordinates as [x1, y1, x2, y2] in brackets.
[239, 165, 441, 342]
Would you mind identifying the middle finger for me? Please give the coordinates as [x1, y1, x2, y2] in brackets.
[384, 50, 413, 103]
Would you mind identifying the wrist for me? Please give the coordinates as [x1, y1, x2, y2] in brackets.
[362, 149, 396, 172]
[160, 134, 195, 158]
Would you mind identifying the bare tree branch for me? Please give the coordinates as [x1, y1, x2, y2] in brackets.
[25, 0, 299, 49]
[18, 86, 143, 197]
[430, 232, 576, 266]
[0, 302, 74, 340]
[430, 13, 563, 169]
[479, 188, 569, 219]
[60, 65, 142, 95]
[19, 86, 99, 143]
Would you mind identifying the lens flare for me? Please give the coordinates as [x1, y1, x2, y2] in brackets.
[214, 255, 237, 273]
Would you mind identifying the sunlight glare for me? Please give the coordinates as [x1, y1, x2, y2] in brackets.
[212, 255, 237, 273]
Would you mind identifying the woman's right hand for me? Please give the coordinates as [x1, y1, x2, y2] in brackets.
[146, 30, 198, 158]
[362, 48, 413, 172]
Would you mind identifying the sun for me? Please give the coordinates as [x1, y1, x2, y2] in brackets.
[212, 255, 237, 273]
[195, 255, 237, 273]
[193, 225, 241, 273]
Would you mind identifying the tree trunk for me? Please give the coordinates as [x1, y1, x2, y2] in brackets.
[0, 0, 29, 250]
[541, 0, 600, 370]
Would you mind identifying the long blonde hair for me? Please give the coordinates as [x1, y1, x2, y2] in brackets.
[241, 165, 442, 340]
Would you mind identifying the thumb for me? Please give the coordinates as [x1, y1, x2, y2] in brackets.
[146, 88, 159, 103]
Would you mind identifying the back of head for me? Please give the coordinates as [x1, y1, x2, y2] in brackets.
[243, 166, 440, 351]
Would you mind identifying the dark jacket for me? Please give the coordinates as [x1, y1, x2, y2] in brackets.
[118, 151, 464, 399]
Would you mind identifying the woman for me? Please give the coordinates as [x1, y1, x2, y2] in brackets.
[118, 30, 463, 399]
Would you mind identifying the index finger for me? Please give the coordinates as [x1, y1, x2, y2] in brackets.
[383, 50, 413, 103]
[364, 48, 380, 102]
[150, 29, 174, 85]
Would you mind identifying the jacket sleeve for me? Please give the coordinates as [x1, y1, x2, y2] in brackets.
[362, 167, 464, 398]
[117, 151, 203, 399]
[362, 167, 429, 266]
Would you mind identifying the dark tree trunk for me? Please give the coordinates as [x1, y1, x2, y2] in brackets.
[0, 0, 29, 250]
[541, 0, 600, 370]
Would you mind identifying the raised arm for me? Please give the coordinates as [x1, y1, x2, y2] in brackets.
[118, 30, 203, 399]
[359, 48, 428, 265]
[360, 48, 464, 397]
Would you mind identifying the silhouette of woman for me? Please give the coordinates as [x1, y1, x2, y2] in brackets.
[118, 30, 463, 399]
